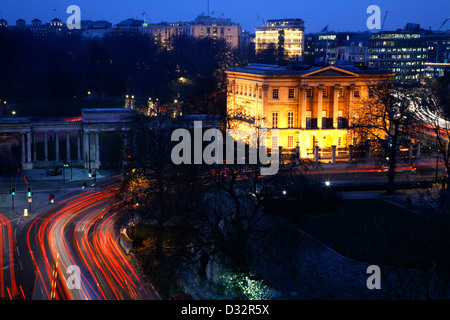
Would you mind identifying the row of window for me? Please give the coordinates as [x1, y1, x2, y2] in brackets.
[270, 134, 343, 149]
[232, 84, 262, 98]
[271, 111, 345, 129]
[233, 84, 364, 100]
[273, 87, 354, 99]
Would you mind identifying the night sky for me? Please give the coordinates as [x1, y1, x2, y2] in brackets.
[0, 0, 449, 33]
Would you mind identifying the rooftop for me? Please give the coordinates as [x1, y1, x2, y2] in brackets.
[227, 62, 393, 76]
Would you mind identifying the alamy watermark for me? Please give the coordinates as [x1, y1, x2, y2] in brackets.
[366, 5, 382, 30]
[366, 265, 382, 290]
[65, 265, 82, 290]
[171, 121, 280, 176]
[66, 5, 81, 30]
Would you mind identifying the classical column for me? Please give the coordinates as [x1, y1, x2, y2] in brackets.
[77, 131, 81, 161]
[317, 86, 323, 129]
[95, 131, 100, 167]
[21, 133, 26, 165]
[348, 86, 355, 122]
[83, 131, 89, 167]
[44, 131, 48, 162]
[301, 86, 307, 129]
[33, 132, 37, 162]
[55, 131, 60, 162]
[232, 79, 236, 114]
[27, 132, 32, 164]
[262, 85, 269, 127]
[348, 86, 355, 144]
[255, 84, 259, 125]
[66, 131, 71, 162]
[333, 86, 339, 129]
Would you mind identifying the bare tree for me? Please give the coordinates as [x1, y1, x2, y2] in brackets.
[351, 79, 422, 194]
[417, 79, 450, 178]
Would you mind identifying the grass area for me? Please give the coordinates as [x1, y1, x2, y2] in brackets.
[284, 199, 450, 270]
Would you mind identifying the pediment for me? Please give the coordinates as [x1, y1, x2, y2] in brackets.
[303, 66, 359, 77]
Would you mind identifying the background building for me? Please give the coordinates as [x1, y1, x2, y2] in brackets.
[81, 20, 113, 39]
[368, 24, 429, 80]
[144, 15, 242, 50]
[113, 19, 147, 37]
[255, 19, 305, 60]
[190, 15, 241, 49]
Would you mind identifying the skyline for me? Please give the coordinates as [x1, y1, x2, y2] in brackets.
[0, 0, 449, 33]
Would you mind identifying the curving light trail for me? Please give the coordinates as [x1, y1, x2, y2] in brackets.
[26, 184, 155, 300]
[0, 214, 19, 299]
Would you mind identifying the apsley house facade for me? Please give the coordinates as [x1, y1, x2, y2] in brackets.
[225, 62, 394, 159]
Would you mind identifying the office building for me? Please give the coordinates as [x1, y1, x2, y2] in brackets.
[255, 19, 305, 60]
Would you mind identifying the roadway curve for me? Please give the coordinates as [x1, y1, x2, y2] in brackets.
[25, 184, 157, 300]
[0, 213, 21, 299]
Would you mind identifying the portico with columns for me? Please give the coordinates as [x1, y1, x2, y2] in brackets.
[0, 108, 136, 170]
[226, 64, 394, 160]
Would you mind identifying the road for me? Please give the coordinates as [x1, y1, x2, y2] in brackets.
[0, 213, 21, 299]
[6, 180, 159, 300]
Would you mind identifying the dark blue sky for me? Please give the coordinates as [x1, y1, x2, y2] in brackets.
[1, 0, 449, 33]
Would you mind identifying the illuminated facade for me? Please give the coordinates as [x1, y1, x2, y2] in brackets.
[368, 31, 428, 80]
[226, 63, 393, 158]
[255, 19, 305, 60]
[145, 15, 242, 49]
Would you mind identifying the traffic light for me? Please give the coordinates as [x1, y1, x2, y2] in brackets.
[10, 187, 16, 196]
[27, 187, 32, 197]
[89, 169, 92, 178]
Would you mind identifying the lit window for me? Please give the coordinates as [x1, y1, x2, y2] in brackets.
[272, 112, 278, 128]
[272, 88, 279, 99]
[288, 136, 294, 148]
[338, 110, 343, 128]
[338, 87, 344, 98]
[288, 111, 294, 128]
[271, 135, 278, 148]
[306, 111, 312, 129]
[288, 88, 295, 99]
[322, 111, 327, 129]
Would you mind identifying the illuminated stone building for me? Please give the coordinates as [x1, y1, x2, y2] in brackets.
[145, 15, 242, 50]
[255, 19, 305, 60]
[226, 63, 393, 158]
